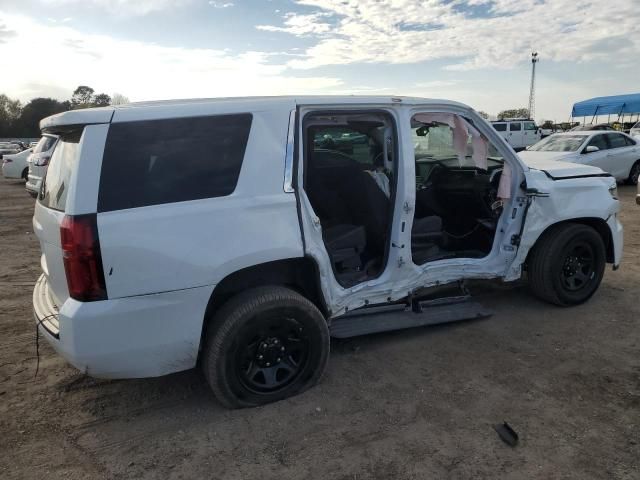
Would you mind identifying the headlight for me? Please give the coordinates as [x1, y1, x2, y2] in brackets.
[608, 184, 618, 200]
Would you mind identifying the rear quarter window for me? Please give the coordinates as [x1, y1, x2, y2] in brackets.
[98, 114, 252, 212]
[39, 130, 82, 212]
[34, 135, 57, 153]
[492, 123, 507, 132]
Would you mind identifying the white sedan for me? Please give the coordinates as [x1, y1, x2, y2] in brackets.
[520, 131, 640, 185]
[1, 148, 32, 180]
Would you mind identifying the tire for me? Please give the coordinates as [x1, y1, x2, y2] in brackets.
[528, 223, 606, 306]
[202, 286, 330, 408]
[21, 168, 28, 181]
[626, 161, 640, 185]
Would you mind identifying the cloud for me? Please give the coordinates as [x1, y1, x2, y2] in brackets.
[0, 23, 16, 43]
[0, 11, 342, 103]
[259, 0, 640, 71]
[208, 1, 234, 8]
[39, 0, 192, 16]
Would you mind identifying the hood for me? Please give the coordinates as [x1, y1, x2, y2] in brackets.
[518, 150, 578, 163]
[519, 152, 606, 178]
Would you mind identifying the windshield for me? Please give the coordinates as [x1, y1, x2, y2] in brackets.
[529, 135, 588, 152]
[632, 122, 640, 129]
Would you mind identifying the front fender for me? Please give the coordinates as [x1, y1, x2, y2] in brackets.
[504, 170, 621, 280]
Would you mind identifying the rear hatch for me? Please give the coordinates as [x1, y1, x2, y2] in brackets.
[32, 129, 83, 306]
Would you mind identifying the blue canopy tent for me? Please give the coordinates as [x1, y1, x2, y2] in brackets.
[571, 93, 640, 123]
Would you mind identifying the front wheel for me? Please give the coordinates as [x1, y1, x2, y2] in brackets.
[626, 161, 640, 185]
[202, 286, 330, 408]
[527, 223, 606, 306]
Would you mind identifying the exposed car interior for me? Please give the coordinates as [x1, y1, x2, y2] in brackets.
[303, 112, 507, 287]
[411, 116, 505, 265]
[303, 112, 398, 287]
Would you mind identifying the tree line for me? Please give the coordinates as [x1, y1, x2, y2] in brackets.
[0, 86, 128, 138]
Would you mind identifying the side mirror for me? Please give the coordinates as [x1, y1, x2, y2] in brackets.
[585, 145, 599, 153]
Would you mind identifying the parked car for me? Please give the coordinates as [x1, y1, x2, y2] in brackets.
[520, 131, 640, 184]
[0, 142, 22, 159]
[25, 134, 58, 197]
[630, 121, 640, 138]
[491, 119, 541, 151]
[569, 124, 615, 132]
[1, 147, 32, 180]
[33, 97, 622, 408]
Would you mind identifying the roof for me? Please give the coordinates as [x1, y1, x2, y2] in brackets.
[40, 95, 470, 131]
[571, 93, 640, 117]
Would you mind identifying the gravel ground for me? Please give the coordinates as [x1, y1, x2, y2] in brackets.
[0, 178, 638, 480]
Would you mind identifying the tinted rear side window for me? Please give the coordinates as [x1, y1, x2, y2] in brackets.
[606, 133, 627, 149]
[492, 123, 506, 132]
[98, 114, 252, 211]
[509, 122, 522, 131]
[39, 129, 82, 212]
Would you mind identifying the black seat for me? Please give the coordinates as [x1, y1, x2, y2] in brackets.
[323, 224, 367, 271]
[411, 215, 444, 264]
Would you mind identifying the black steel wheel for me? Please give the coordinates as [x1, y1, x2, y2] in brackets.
[528, 223, 606, 306]
[560, 241, 596, 292]
[202, 286, 329, 408]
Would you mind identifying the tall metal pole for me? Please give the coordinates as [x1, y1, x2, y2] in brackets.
[528, 52, 539, 121]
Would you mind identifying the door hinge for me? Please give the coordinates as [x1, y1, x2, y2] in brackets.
[403, 201, 412, 213]
[397, 256, 405, 267]
[510, 234, 521, 246]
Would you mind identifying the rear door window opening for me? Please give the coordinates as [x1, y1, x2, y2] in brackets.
[302, 111, 398, 287]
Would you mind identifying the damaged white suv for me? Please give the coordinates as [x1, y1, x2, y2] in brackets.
[33, 96, 622, 408]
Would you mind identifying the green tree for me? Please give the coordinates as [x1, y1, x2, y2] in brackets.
[17, 98, 70, 136]
[477, 110, 490, 120]
[71, 85, 95, 109]
[0, 94, 23, 136]
[497, 108, 530, 120]
[92, 93, 111, 107]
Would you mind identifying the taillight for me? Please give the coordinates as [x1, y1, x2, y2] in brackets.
[60, 214, 107, 302]
[35, 156, 50, 166]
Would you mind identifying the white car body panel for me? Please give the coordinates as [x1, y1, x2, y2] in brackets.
[520, 131, 640, 181]
[1, 148, 31, 179]
[32, 96, 624, 378]
[26, 134, 58, 195]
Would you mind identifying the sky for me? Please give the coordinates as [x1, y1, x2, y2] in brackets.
[0, 0, 638, 122]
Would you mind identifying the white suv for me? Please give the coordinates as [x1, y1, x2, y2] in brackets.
[25, 134, 58, 197]
[33, 97, 623, 408]
[491, 119, 541, 151]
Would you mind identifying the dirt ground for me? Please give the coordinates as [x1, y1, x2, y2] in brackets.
[0, 178, 638, 480]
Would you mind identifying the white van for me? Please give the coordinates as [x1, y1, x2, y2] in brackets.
[491, 119, 541, 151]
[33, 97, 622, 408]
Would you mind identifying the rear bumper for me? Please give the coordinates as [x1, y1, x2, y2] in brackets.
[34, 274, 214, 379]
[25, 174, 41, 194]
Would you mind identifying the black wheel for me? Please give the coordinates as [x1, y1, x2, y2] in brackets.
[22, 168, 28, 181]
[528, 223, 606, 306]
[202, 286, 329, 408]
[626, 161, 640, 185]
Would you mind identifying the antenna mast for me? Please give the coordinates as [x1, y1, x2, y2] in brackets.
[528, 52, 539, 120]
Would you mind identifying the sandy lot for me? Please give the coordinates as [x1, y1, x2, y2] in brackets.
[0, 178, 638, 480]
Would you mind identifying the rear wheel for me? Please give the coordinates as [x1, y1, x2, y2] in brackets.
[202, 286, 330, 408]
[21, 168, 28, 181]
[626, 161, 640, 185]
[528, 223, 606, 306]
